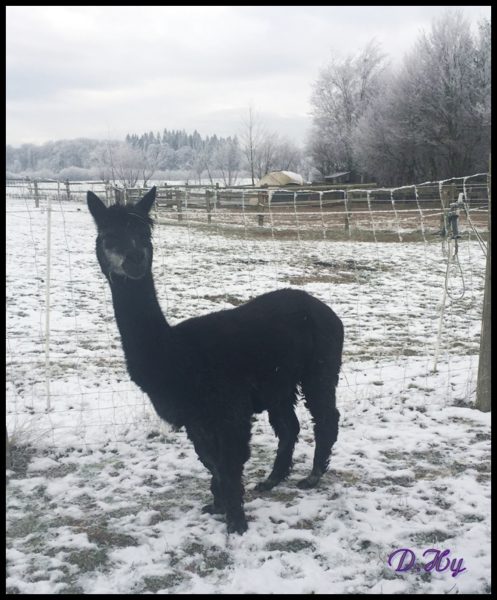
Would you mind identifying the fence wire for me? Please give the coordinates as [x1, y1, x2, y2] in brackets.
[5, 175, 488, 449]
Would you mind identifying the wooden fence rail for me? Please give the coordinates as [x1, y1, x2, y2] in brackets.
[6, 175, 490, 234]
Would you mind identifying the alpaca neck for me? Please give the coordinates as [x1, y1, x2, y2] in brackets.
[108, 272, 174, 387]
[109, 271, 169, 340]
[107, 271, 194, 428]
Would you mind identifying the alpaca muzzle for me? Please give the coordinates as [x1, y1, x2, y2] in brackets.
[122, 250, 148, 279]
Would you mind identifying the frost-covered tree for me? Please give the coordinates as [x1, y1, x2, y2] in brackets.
[471, 17, 491, 169]
[92, 141, 144, 187]
[309, 40, 387, 176]
[240, 105, 265, 185]
[410, 11, 488, 177]
[240, 105, 304, 182]
[272, 137, 303, 173]
[140, 143, 170, 186]
[254, 133, 280, 179]
[353, 11, 491, 184]
[214, 137, 242, 186]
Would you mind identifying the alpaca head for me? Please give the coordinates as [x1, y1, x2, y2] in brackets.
[87, 187, 156, 281]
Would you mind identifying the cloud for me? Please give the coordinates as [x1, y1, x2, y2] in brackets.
[6, 5, 491, 146]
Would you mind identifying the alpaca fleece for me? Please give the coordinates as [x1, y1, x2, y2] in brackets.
[88, 187, 344, 534]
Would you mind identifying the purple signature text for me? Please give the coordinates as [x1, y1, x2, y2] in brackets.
[388, 548, 467, 578]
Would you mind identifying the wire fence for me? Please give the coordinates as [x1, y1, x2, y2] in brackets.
[5, 173, 489, 450]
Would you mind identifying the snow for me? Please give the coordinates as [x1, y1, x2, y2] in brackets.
[6, 193, 490, 593]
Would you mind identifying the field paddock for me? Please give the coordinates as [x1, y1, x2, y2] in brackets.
[6, 180, 490, 594]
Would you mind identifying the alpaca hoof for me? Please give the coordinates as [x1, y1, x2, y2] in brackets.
[255, 478, 278, 492]
[226, 513, 248, 534]
[297, 474, 320, 489]
[202, 503, 225, 515]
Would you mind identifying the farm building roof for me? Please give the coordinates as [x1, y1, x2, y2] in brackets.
[258, 171, 304, 186]
[324, 171, 351, 179]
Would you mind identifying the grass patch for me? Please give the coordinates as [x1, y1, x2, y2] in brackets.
[141, 573, 187, 593]
[66, 548, 109, 571]
[85, 526, 138, 548]
[266, 539, 316, 553]
[411, 529, 454, 545]
[286, 273, 357, 285]
[202, 294, 246, 306]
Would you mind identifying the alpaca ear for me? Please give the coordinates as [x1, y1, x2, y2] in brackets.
[136, 186, 156, 214]
[87, 191, 107, 223]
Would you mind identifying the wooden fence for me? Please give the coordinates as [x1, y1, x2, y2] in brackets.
[5, 175, 490, 238]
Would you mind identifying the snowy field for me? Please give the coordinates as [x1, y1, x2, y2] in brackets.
[6, 194, 490, 594]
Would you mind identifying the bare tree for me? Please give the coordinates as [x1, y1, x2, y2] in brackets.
[254, 133, 280, 179]
[141, 143, 168, 187]
[240, 105, 264, 185]
[113, 144, 143, 187]
[273, 137, 303, 172]
[94, 141, 143, 187]
[90, 142, 116, 183]
[215, 137, 241, 186]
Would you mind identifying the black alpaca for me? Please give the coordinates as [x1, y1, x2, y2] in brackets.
[87, 187, 344, 534]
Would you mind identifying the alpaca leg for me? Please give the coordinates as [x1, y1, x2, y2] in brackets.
[298, 376, 340, 489]
[217, 420, 251, 534]
[186, 424, 225, 515]
[255, 404, 300, 491]
[219, 461, 247, 534]
[202, 476, 225, 514]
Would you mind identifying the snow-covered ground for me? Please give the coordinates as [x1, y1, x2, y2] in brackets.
[6, 194, 490, 593]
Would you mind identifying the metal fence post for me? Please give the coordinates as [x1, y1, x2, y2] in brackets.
[476, 158, 491, 411]
[344, 190, 350, 233]
[440, 186, 449, 238]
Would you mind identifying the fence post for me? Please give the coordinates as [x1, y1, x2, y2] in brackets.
[65, 179, 71, 201]
[34, 180, 39, 208]
[257, 191, 266, 226]
[176, 190, 183, 221]
[6, 426, 10, 470]
[45, 192, 52, 411]
[344, 190, 350, 233]
[440, 186, 449, 237]
[184, 184, 189, 220]
[215, 182, 220, 208]
[206, 190, 212, 224]
[476, 159, 491, 412]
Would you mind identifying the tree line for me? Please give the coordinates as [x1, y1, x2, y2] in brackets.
[6, 10, 491, 187]
[309, 11, 490, 185]
[6, 125, 304, 186]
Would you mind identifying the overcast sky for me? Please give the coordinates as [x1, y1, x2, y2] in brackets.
[6, 5, 491, 147]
